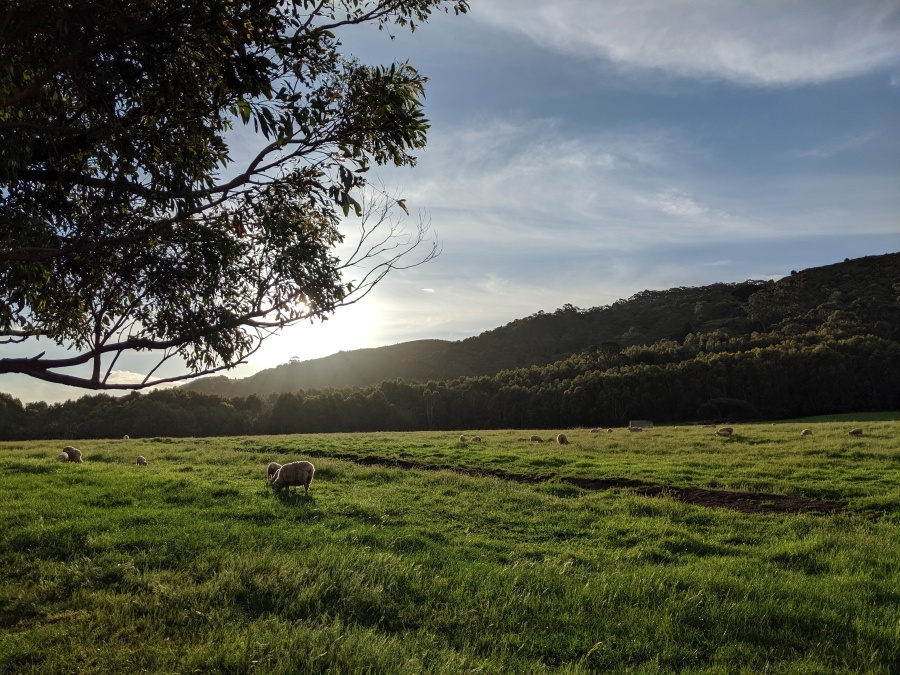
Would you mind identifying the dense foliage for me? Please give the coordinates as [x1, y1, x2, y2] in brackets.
[0, 0, 466, 390]
[1, 254, 897, 439]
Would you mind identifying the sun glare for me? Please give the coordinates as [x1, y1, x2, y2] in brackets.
[256, 300, 379, 369]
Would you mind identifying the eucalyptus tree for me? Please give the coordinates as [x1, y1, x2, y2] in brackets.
[0, 0, 467, 389]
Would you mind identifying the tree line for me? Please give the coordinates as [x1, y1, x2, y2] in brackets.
[2, 329, 897, 440]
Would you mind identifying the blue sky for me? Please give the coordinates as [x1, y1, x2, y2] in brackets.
[3, 0, 899, 404]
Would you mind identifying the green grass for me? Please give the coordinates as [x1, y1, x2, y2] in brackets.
[1, 422, 898, 673]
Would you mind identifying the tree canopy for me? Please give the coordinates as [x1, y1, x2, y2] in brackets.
[0, 0, 468, 390]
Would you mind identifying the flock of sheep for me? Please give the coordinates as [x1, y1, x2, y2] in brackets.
[49, 424, 869, 498]
[53, 439, 317, 496]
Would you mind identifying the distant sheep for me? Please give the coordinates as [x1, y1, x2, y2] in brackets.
[590, 427, 601, 433]
[136, 456, 148, 467]
[607, 428, 613, 433]
[530, 435, 543, 443]
[470, 436, 482, 442]
[628, 426, 643, 432]
[801, 429, 813, 436]
[56, 452, 69, 462]
[849, 428, 863, 436]
[716, 427, 733, 437]
[267, 462, 282, 481]
[459, 435, 467, 442]
[556, 433, 569, 445]
[269, 460, 315, 495]
[62, 446, 83, 463]
[123, 434, 130, 440]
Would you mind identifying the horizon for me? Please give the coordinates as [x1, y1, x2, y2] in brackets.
[2, 0, 899, 404]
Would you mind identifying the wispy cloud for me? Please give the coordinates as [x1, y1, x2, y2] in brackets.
[473, 0, 900, 86]
[793, 132, 879, 158]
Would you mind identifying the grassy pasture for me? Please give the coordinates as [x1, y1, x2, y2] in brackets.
[1, 419, 898, 673]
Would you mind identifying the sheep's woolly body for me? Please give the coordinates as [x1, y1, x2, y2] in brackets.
[62, 446, 83, 463]
[529, 435, 543, 443]
[56, 452, 69, 462]
[136, 456, 148, 467]
[470, 436, 482, 442]
[556, 433, 569, 445]
[267, 462, 282, 481]
[269, 460, 315, 494]
[716, 427, 734, 437]
[849, 428, 863, 436]
[801, 429, 813, 436]
[459, 435, 467, 442]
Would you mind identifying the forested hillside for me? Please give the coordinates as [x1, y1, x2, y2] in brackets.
[1, 253, 897, 438]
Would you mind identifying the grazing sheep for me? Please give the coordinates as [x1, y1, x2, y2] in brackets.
[267, 462, 282, 481]
[590, 427, 601, 433]
[801, 429, 813, 436]
[269, 460, 315, 494]
[628, 426, 643, 432]
[607, 428, 613, 433]
[530, 435, 543, 443]
[56, 452, 69, 462]
[123, 434, 130, 440]
[849, 428, 863, 436]
[459, 435, 467, 442]
[556, 433, 569, 445]
[62, 446, 83, 463]
[470, 436, 482, 442]
[136, 455, 148, 467]
[716, 427, 733, 437]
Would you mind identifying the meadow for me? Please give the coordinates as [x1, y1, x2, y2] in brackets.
[1, 418, 898, 673]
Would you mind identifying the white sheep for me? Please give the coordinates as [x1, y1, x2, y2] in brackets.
[556, 433, 569, 445]
[590, 427, 601, 433]
[267, 462, 282, 481]
[459, 435, 467, 442]
[62, 446, 83, 463]
[56, 452, 69, 462]
[716, 427, 733, 437]
[848, 428, 863, 436]
[123, 434, 130, 440]
[470, 436, 482, 442]
[136, 456, 148, 467]
[607, 428, 613, 433]
[801, 429, 813, 436]
[529, 435, 543, 443]
[269, 460, 315, 494]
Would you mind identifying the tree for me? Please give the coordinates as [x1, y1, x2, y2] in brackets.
[0, 0, 467, 390]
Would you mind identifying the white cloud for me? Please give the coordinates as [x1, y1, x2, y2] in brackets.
[473, 0, 900, 86]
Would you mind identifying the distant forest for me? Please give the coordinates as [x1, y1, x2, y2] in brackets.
[1, 253, 898, 439]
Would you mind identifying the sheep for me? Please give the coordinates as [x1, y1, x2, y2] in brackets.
[62, 446, 83, 463]
[849, 428, 863, 436]
[716, 427, 733, 437]
[556, 433, 569, 445]
[470, 436, 482, 442]
[459, 435, 467, 443]
[269, 460, 315, 495]
[267, 462, 282, 481]
[801, 429, 813, 436]
[628, 426, 643, 432]
[529, 435, 543, 443]
[590, 427, 602, 433]
[123, 434, 130, 440]
[56, 452, 69, 462]
[607, 428, 613, 433]
[136, 456, 148, 467]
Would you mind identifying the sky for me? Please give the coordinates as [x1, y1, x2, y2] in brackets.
[3, 0, 900, 404]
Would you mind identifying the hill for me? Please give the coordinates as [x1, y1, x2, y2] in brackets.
[183, 252, 900, 398]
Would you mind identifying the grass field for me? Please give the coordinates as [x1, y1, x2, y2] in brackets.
[1, 418, 898, 673]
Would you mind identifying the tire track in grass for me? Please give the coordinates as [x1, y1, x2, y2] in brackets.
[296, 449, 846, 515]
